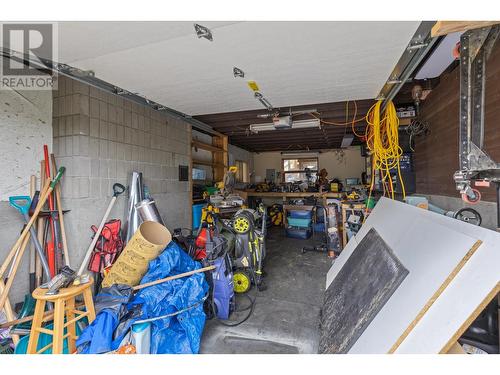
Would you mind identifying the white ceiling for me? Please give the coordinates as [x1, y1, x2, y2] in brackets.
[58, 21, 420, 115]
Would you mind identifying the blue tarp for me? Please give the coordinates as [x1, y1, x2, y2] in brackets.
[77, 241, 208, 354]
[134, 241, 208, 354]
[76, 284, 133, 354]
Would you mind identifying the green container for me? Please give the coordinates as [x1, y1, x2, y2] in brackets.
[206, 186, 218, 195]
[366, 196, 376, 210]
[15, 319, 86, 354]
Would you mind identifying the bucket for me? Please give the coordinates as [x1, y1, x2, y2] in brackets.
[192, 203, 205, 230]
[102, 221, 172, 287]
[131, 322, 151, 354]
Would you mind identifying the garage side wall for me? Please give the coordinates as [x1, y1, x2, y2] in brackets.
[414, 39, 500, 201]
[414, 39, 500, 229]
[53, 75, 191, 271]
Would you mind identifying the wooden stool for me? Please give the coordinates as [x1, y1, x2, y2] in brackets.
[27, 278, 96, 354]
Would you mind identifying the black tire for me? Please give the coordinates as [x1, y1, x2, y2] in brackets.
[454, 208, 482, 226]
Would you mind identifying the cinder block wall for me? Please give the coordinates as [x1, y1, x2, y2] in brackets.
[53, 76, 191, 269]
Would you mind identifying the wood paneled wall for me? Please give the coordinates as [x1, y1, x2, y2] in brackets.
[414, 38, 500, 202]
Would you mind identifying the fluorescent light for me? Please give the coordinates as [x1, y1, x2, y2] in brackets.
[341, 134, 354, 148]
[249, 123, 275, 133]
[281, 151, 320, 157]
[293, 119, 320, 129]
[249, 119, 320, 133]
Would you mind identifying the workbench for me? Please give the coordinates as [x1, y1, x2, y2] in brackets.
[234, 190, 343, 205]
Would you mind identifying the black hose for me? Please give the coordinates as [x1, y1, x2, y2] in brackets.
[211, 289, 256, 327]
[204, 248, 256, 327]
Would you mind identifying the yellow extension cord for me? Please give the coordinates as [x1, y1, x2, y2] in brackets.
[365, 100, 406, 201]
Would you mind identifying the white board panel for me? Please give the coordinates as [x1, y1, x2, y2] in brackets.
[376, 200, 500, 354]
[348, 209, 479, 353]
[323, 197, 500, 353]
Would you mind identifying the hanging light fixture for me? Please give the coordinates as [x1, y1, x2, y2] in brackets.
[249, 118, 320, 133]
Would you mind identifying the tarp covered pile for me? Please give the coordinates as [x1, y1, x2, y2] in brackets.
[76, 241, 208, 354]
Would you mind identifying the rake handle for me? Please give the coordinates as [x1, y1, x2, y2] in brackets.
[132, 265, 215, 291]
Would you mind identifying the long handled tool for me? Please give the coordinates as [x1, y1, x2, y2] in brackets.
[29, 175, 36, 292]
[51, 154, 70, 267]
[0, 279, 19, 345]
[4, 230, 24, 286]
[43, 145, 58, 276]
[0, 167, 65, 311]
[132, 265, 216, 291]
[9, 178, 46, 330]
[0, 181, 48, 280]
[76, 183, 126, 278]
[0, 234, 31, 312]
[9, 196, 51, 280]
[35, 161, 46, 287]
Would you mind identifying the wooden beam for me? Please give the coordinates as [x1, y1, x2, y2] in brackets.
[194, 98, 375, 123]
[439, 282, 500, 353]
[446, 342, 466, 354]
[431, 21, 500, 37]
[191, 140, 224, 153]
[192, 159, 225, 168]
[204, 113, 370, 130]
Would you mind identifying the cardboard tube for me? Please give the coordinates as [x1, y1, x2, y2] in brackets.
[102, 221, 172, 288]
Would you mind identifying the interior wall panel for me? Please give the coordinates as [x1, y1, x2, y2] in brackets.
[414, 39, 500, 202]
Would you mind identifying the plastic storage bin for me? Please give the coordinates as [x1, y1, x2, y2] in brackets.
[192, 203, 205, 230]
[287, 217, 312, 227]
[288, 210, 313, 219]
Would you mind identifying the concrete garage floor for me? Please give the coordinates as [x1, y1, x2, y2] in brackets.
[200, 227, 332, 354]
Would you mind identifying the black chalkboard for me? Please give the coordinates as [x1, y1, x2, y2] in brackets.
[319, 227, 409, 354]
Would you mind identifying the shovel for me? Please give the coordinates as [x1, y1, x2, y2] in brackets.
[9, 196, 51, 281]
